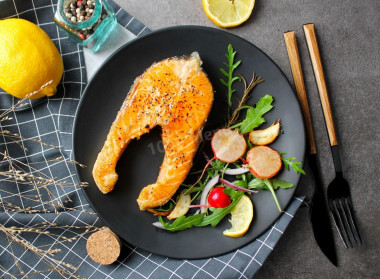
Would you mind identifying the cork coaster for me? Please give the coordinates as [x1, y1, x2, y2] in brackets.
[86, 227, 121, 265]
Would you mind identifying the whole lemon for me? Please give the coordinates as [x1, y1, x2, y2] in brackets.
[0, 18, 63, 99]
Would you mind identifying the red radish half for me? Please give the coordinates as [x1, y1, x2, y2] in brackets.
[246, 146, 282, 179]
[208, 187, 231, 208]
[211, 129, 247, 163]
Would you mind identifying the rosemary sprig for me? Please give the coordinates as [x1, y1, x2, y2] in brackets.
[227, 72, 264, 127]
[220, 44, 241, 115]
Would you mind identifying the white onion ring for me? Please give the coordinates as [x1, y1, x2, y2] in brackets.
[152, 221, 166, 229]
[223, 167, 249, 176]
[200, 174, 219, 213]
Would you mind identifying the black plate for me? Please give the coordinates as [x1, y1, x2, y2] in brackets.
[73, 26, 305, 259]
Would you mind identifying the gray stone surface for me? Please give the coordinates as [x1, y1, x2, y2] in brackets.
[115, 1, 380, 278]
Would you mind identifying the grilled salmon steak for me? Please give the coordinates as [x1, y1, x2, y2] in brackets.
[92, 52, 214, 211]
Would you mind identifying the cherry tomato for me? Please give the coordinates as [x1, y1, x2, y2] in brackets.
[208, 187, 231, 208]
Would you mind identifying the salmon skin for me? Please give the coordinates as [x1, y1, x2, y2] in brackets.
[92, 52, 214, 211]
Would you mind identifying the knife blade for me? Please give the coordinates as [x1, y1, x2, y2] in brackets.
[284, 30, 337, 266]
[308, 153, 337, 266]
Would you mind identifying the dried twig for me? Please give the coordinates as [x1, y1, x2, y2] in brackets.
[0, 81, 96, 278]
[0, 222, 100, 278]
[0, 80, 52, 119]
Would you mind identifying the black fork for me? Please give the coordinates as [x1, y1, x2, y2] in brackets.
[303, 23, 362, 248]
[326, 146, 362, 247]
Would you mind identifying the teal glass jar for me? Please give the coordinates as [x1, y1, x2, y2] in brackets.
[54, 0, 117, 52]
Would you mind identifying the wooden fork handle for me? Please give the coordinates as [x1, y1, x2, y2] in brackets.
[303, 23, 338, 147]
[284, 31, 317, 155]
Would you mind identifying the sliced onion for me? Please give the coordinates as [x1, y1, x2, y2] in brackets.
[219, 178, 258, 193]
[152, 221, 166, 230]
[200, 174, 219, 213]
[223, 167, 249, 176]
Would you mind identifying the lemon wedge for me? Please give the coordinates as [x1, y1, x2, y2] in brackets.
[202, 0, 255, 28]
[223, 194, 253, 237]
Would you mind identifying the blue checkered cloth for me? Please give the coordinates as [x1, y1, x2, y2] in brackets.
[0, 1, 304, 278]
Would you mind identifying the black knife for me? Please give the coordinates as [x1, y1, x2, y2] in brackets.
[284, 30, 337, 266]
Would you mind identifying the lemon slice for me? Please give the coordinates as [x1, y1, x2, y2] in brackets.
[223, 194, 253, 237]
[202, 0, 255, 28]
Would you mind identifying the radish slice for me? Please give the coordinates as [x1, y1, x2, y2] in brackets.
[191, 129, 247, 187]
[200, 174, 219, 213]
[223, 167, 249, 176]
[246, 146, 282, 179]
[211, 129, 247, 163]
[219, 178, 258, 193]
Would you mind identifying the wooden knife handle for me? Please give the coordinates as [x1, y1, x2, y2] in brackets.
[284, 31, 317, 155]
[303, 23, 338, 146]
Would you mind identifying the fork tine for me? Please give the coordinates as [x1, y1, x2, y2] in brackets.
[335, 199, 354, 248]
[343, 198, 362, 245]
[337, 199, 358, 247]
[329, 199, 350, 248]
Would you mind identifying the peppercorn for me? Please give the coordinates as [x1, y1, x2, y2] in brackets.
[60, 0, 110, 41]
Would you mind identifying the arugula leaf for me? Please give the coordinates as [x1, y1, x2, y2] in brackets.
[197, 190, 244, 227]
[154, 202, 175, 212]
[232, 94, 274, 134]
[220, 44, 242, 110]
[271, 179, 294, 189]
[248, 178, 294, 190]
[210, 159, 227, 170]
[263, 179, 283, 212]
[246, 178, 293, 212]
[248, 178, 266, 190]
[232, 179, 248, 189]
[158, 214, 205, 232]
[279, 152, 306, 175]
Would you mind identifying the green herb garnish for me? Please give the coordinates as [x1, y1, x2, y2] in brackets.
[230, 94, 274, 134]
[246, 177, 297, 212]
[248, 178, 294, 190]
[263, 179, 282, 212]
[227, 72, 264, 127]
[280, 152, 306, 175]
[158, 214, 205, 232]
[154, 202, 175, 212]
[220, 44, 241, 114]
